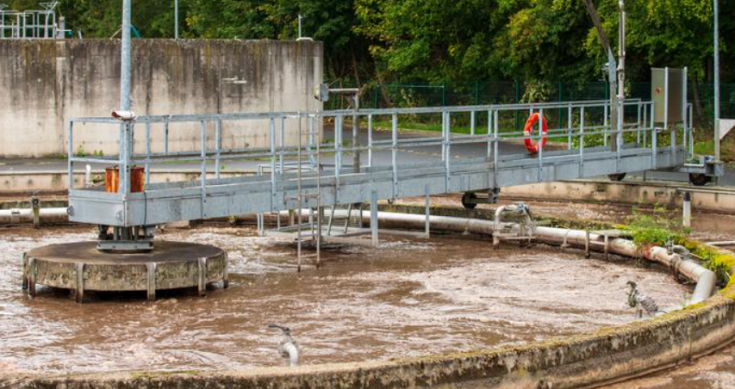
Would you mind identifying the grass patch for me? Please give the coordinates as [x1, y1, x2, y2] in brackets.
[693, 133, 735, 162]
[625, 206, 689, 248]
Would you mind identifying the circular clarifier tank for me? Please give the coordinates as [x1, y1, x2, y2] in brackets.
[0, 226, 690, 374]
[23, 241, 227, 301]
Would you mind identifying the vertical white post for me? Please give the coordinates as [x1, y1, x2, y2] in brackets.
[371, 190, 379, 247]
[470, 111, 476, 136]
[367, 114, 373, 167]
[424, 184, 430, 238]
[683, 192, 692, 229]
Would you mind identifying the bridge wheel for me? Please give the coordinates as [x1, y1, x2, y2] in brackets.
[608, 173, 627, 182]
[689, 173, 711, 187]
[461, 192, 478, 210]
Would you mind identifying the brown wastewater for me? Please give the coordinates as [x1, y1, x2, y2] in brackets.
[0, 225, 691, 375]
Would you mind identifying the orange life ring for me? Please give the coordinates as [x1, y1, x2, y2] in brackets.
[524, 113, 548, 154]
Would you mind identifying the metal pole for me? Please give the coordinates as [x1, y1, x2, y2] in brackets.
[617, 0, 626, 154]
[714, 0, 720, 162]
[297, 112, 303, 272]
[352, 94, 360, 173]
[121, 0, 132, 111]
[174, 0, 179, 40]
[424, 185, 430, 238]
[371, 190, 379, 247]
[298, 14, 302, 39]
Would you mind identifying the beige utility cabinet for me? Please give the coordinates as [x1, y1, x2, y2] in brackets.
[651, 67, 687, 125]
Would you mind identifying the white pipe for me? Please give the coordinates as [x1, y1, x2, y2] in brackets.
[0, 208, 68, 223]
[85, 164, 92, 187]
[294, 210, 717, 306]
[708, 241, 735, 247]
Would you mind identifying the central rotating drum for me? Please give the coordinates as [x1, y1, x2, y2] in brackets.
[23, 241, 228, 302]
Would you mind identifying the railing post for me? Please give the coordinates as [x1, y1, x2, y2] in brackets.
[580, 107, 585, 175]
[689, 104, 694, 159]
[368, 114, 373, 168]
[371, 190, 379, 247]
[604, 104, 609, 151]
[308, 115, 316, 168]
[642, 103, 648, 148]
[487, 109, 493, 159]
[443, 111, 451, 192]
[279, 116, 286, 174]
[144, 121, 151, 185]
[650, 101, 655, 150]
[269, 117, 276, 212]
[215, 120, 222, 179]
[636, 102, 642, 146]
[470, 110, 476, 136]
[392, 113, 398, 199]
[335, 115, 343, 189]
[538, 108, 544, 182]
[617, 101, 623, 164]
[68, 121, 74, 191]
[163, 119, 170, 155]
[199, 120, 207, 219]
[493, 110, 499, 188]
[567, 104, 572, 150]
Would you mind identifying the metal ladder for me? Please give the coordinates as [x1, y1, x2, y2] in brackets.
[293, 112, 322, 271]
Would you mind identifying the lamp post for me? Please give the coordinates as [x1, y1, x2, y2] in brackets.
[121, 0, 131, 111]
[714, 0, 720, 162]
[174, 0, 179, 40]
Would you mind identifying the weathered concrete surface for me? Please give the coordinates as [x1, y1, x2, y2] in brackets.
[0, 170, 253, 193]
[502, 179, 735, 214]
[4, 293, 735, 389]
[0, 39, 323, 158]
[25, 241, 226, 292]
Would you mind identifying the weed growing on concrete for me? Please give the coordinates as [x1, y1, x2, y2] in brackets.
[626, 206, 689, 248]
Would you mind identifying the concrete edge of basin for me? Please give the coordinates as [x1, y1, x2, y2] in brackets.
[3, 205, 735, 389]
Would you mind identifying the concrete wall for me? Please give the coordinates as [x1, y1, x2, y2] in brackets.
[0, 39, 323, 158]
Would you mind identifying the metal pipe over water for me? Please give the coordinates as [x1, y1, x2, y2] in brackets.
[306, 209, 717, 308]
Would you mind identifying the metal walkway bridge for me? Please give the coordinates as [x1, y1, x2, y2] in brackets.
[67, 99, 690, 229]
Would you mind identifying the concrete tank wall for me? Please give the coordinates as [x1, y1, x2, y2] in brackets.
[0, 39, 323, 158]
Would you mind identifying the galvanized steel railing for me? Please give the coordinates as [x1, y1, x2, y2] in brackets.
[66, 99, 691, 226]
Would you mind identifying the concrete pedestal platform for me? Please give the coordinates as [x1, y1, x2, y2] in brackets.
[23, 241, 228, 302]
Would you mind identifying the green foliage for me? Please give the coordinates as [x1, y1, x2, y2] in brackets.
[626, 206, 688, 248]
[7, 0, 734, 86]
[74, 144, 103, 157]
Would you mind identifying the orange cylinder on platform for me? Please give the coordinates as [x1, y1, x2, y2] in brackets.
[105, 167, 145, 193]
